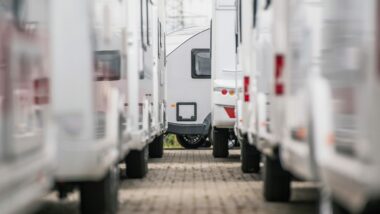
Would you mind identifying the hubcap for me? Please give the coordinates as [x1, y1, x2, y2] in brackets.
[182, 135, 202, 145]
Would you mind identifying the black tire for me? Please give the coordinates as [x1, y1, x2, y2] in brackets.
[331, 199, 349, 214]
[202, 139, 212, 148]
[212, 127, 229, 158]
[177, 134, 205, 149]
[125, 146, 148, 178]
[263, 155, 291, 202]
[80, 165, 119, 214]
[240, 137, 261, 173]
[149, 135, 164, 158]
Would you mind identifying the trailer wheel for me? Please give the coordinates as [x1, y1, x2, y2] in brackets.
[240, 138, 261, 173]
[202, 139, 212, 148]
[263, 155, 291, 202]
[149, 135, 164, 158]
[212, 127, 229, 158]
[80, 165, 119, 214]
[125, 145, 148, 178]
[177, 134, 205, 149]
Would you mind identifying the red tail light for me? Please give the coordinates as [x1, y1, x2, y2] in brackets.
[34, 77, 49, 105]
[275, 54, 285, 96]
[224, 106, 236, 118]
[243, 76, 250, 102]
[221, 89, 228, 95]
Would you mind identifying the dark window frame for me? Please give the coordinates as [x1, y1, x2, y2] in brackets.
[95, 50, 121, 81]
[191, 49, 211, 79]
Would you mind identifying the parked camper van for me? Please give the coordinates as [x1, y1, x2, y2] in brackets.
[316, 0, 380, 212]
[211, 0, 238, 158]
[235, 0, 261, 173]
[126, 0, 167, 174]
[50, 0, 120, 212]
[266, 0, 322, 202]
[250, 0, 289, 161]
[166, 27, 211, 149]
[149, 0, 167, 158]
[0, 0, 54, 213]
[127, 0, 166, 167]
[243, 0, 294, 202]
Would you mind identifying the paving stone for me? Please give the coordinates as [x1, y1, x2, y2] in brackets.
[35, 148, 318, 214]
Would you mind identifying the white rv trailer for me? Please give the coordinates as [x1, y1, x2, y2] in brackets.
[268, 0, 288, 155]
[50, 0, 120, 212]
[235, 0, 261, 173]
[265, 0, 322, 202]
[211, 0, 238, 158]
[249, 0, 289, 160]
[0, 1, 54, 213]
[148, 0, 167, 158]
[251, 0, 274, 157]
[166, 27, 211, 149]
[125, 0, 167, 178]
[92, 0, 129, 166]
[121, 0, 150, 179]
[126, 0, 166, 170]
[315, 0, 380, 212]
[241, 0, 294, 202]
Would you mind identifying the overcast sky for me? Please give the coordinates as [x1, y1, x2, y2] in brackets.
[166, 0, 212, 32]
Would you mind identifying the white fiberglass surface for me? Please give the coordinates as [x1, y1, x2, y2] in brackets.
[166, 29, 211, 124]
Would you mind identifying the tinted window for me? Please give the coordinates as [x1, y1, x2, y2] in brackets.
[95, 51, 121, 81]
[191, 49, 211, 79]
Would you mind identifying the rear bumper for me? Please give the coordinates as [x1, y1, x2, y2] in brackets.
[212, 87, 236, 128]
[167, 114, 211, 136]
[167, 123, 208, 136]
[212, 104, 235, 128]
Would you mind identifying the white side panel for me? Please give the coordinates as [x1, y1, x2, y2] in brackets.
[166, 29, 211, 125]
[50, 0, 95, 141]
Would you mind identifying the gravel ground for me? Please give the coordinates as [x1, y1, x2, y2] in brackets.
[35, 148, 319, 214]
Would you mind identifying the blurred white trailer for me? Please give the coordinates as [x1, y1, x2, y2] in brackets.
[149, 0, 167, 158]
[235, 0, 261, 173]
[126, 0, 166, 169]
[166, 27, 211, 149]
[241, 0, 294, 202]
[50, 0, 120, 213]
[269, 0, 322, 203]
[127, 0, 167, 173]
[211, 0, 238, 158]
[236, 0, 323, 203]
[0, 0, 54, 213]
[248, 0, 289, 160]
[316, 0, 380, 212]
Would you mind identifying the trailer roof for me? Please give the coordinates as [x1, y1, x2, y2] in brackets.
[166, 26, 209, 56]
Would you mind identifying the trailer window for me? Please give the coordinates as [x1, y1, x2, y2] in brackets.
[95, 51, 121, 81]
[191, 49, 211, 79]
